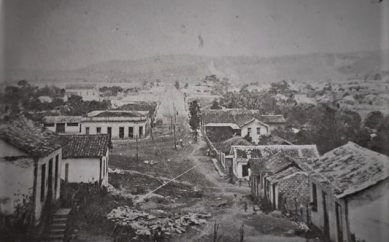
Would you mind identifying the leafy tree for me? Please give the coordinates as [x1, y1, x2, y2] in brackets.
[210, 99, 222, 109]
[189, 100, 201, 141]
[364, 111, 384, 129]
[174, 81, 180, 90]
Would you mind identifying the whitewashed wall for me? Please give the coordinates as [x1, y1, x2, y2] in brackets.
[61, 150, 109, 187]
[34, 149, 62, 224]
[81, 121, 147, 139]
[240, 120, 270, 144]
[0, 158, 34, 215]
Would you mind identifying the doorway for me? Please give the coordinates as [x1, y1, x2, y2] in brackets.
[322, 191, 330, 239]
[48, 159, 53, 202]
[119, 127, 124, 139]
[56, 123, 65, 133]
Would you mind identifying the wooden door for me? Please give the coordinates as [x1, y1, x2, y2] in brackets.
[322, 191, 330, 239]
[119, 127, 124, 139]
[56, 123, 65, 133]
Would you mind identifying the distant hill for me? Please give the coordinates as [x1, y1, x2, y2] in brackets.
[5, 50, 389, 86]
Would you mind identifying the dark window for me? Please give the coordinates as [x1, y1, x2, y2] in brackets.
[257, 128, 261, 134]
[242, 164, 249, 177]
[85, 127, 90, 135]
[336, 202, 343, 242]
[247, 128, 251, 134]
[96, 127, 101, 133]
[65, 163, 69, 183]
[55, 155, 59, 196]
[139, 126, 143, 138]
[44, 123, 55, 127]
[67, 122, 78, 126]
[56, 123, 65, 133]
[107, 127, 112, 137]
[128, 127, 134, 138]
[311, 183, 318, 211]
[40, 164, 46, 202]
[119, 127, 124, 139]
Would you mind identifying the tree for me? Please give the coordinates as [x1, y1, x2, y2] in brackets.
[210, 99, 222, 109]
[189, 100, 201, 141]
[174, 81, 180, 90]
[364, 111, 384, 129]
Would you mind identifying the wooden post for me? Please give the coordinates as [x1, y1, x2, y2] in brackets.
[213, 221, 219, 242]
[136, 135, 139, 162]
[240, 224, 244, 242]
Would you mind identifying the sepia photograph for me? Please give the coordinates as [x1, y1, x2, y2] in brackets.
[0, 0, 388, 241]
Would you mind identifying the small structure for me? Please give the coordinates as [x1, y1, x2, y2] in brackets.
[249, 154, 311, 222]
[64, 84, 100, 101]
[230, 144, 319, 179]
[60, 134, 110, 187]
[307, 142, 389, 242]
[202, 109, 286, 144]
[213, 136, 252, 171]
[0, 117, 62, 225]
[240, 118, 271, 143]
[82, 110, 150, 139]
[43, 116, 82, 134]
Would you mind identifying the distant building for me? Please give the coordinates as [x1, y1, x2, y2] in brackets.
[60, 134, 110, 187]
[0, 117, 62, 225]
[202, 109, 286, 144]
[249, 153, 311, 222]
[64, 84, 100, 101]
[229, 144, 319, 179]
[43, 116, 82, 134]
[307, 142, 389, 242]
[81, 110, 150, 139]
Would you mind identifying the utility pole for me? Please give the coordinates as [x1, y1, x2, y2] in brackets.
[213, 221, 219, 242]
[173, 102, 177, 150]
[239, 224, 244, 242]
[135, 135, 139, 162]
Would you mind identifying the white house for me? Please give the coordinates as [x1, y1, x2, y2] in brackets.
[229, 144, 319, 179]
[43, 116, 82, 134]
[64, 84, 101, 101]
[240, 118, 271, 143]
[0, 117, 62, 225]
[81, 110, 149, 139]
[60, 134, 110, 187]
[307, 142, 389, 242]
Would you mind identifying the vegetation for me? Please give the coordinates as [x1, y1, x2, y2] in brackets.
[210, 99, 222, 109]
[0, 80, 111, 117]
[189, 100, 201, 141]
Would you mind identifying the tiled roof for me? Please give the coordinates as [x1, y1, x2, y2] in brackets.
[202, 109, 286, 127]
[118, 101, 157, 113]
[258, 153, 295, 174]
[231, 144, 319, 159]
[307, 142, 389, 198]
[87, 110, 148, 118]
[270, 169, 310, 206]
[61, 134, 110, 159]
[213, 136, 252, 154]
[256, 135, 293, 145]
[0, 116, 62, 157]
[44, 116, 82, 123]
[204, 123, 240, 130]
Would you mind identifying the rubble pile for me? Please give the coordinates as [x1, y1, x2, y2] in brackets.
[106, 206, 210, 236]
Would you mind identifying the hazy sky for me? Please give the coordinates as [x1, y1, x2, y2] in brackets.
[2, 0, 389, 71]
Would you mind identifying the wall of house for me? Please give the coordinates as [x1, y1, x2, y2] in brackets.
[61, 150, 109, 187]
[347, 179, 389, 242]
[234, 161, 251, 179]
[240, 121, 270, 144]
[34, 148, 62, 225]
[0, 158, 34, 215]
[309, 180, 348, 242]
[45, 122, 81, 134]
[81, 121, 147, 139]
[0, 140, 27, 157]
